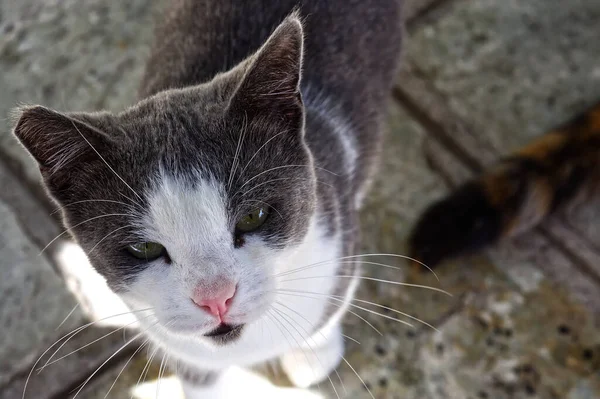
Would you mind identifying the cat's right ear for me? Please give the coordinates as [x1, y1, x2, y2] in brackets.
[228, 14, 304, 124]
[12, 105, 112, 184]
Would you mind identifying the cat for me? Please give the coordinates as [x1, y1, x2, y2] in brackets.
[12, 0, 403, 397]
[410, 101, 600, 267]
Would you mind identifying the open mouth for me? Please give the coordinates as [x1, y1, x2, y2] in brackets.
[204, 323, 243, 340]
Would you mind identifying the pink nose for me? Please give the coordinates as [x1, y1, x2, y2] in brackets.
[192, 284, 236, 318]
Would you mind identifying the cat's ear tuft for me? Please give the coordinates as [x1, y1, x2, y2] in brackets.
[12, 105, 111, 175]
[229, 14, 304, 119]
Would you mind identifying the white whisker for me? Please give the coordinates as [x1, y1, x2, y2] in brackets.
[273, 307, 341, 399]
[87, 224, 135, 255]
[279, 289, 414, 328]
[274, 302, 345, 397]
[156, 351, 169, 398]
[275, 253, 439, 281]
[341, 334, 361, 346]
[341, 355, 374, 399]
[227, 113, 248, 191]
[274, 291, 382, 336]
[238, 164, 339, 192]
[238, 130, 291, 178]
[70, 121, 143, 202]
[22, 308, 154, 399]
[278, 289, 436, 331]
[267, 310, 323, 395]
[280, 275, 451, 296]
[71, 331, 145, 398]
[39, 213, 131, 255]
[55, 304, 79, 331]
[132, 345, 160, 399]
[240, 177, 334, 198]
[38, 316, 152, 371]
[40, 308, 153, 372]
[104, 338, 150, 398]
[50, 199, 134, 216]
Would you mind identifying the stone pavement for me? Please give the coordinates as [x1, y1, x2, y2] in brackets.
[1, 0, 599, 398]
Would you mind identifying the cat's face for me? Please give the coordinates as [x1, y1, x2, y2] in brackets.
[14, 18, 316, 344]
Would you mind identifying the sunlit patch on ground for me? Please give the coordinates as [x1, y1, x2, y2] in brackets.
[55, 240, 138, 328]
[131, 367, 324, 399]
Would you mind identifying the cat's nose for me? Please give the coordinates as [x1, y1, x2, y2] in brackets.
[192, 283, 237, 319]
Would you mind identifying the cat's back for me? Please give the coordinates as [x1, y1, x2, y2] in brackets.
[140, 0, 403, 110]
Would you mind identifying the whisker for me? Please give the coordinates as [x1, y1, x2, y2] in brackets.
[272, 307, 341, 399]
[131, 320, 173, 399]
[70, 121, 143, 202]
[238, 130, 291, 178]
[341, 334, 361, 346]
[275, 300, 360, 346]
[38, 315, 152, 371]
[117, 191, 145, 212]
[343, 296, 439, 332]
[275, 253, 439, 281]
[156, 351, 169, 398]
[104, 338, 150, 398]
[132, 345, 160, 399]
[278, 289, 414, 329]
[55, 304, 79, 331]
[40, 308, 154, 373]
[279, 289, 437, 331]
[273, 291, 382, 336]
[266, 310, 323, 395]
[280, 275, 452, 296]
[39, 213, 131, 255]
[71, 331, 145, 398]
[238, 164, 339, 192]
[22, 308, 153, 399]
[274, 302, 347, 395]
[227, 113, 248, 191]
[50, 199, 134, 216]
[239, 177, 334, 198]
[87, 224, 135, 255]
[341, 355, 375, 399]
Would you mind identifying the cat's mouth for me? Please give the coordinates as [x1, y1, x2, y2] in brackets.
[204, 323, 244, 343]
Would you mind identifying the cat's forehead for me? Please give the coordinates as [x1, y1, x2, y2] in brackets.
[144, 172, 232, 258]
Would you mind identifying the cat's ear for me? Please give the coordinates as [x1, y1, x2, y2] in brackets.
[228, 14, 304, 122]
[12, 105, 112, 180]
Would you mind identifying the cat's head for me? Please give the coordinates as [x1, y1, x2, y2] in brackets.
[13, 16, 316, 344]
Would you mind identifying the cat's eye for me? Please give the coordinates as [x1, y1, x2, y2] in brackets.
[127, 242, 166, 260]
[235, 207, 269, 233]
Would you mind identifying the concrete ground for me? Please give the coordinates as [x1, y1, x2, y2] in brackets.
[1, 0, 599, 398]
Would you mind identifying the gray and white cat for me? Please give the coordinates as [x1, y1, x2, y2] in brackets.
[13, 0, 403, 397]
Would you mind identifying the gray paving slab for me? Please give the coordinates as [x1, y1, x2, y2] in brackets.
[407, 0, 600, 145]
[0, 0, 161, 186]
[0, 199, 71, 386]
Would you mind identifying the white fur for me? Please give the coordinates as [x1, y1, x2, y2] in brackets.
[119, 171, 354, 387]
[280, 323, 344, 388]
[180, 367, 323, 399]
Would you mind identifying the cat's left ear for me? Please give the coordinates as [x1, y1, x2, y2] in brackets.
[12, 106, 116, 192]
[228, 13, 304, 123]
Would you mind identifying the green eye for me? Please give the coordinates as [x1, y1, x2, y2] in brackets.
[235, 207, 269, 233]
[127, 242, 165, 260]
